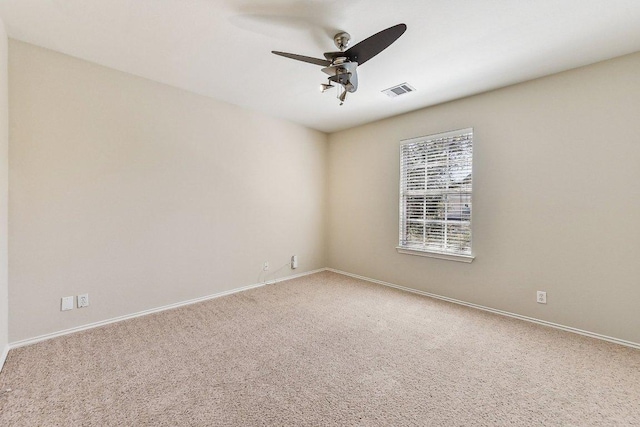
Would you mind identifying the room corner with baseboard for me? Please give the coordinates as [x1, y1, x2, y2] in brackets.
[0, 17, 10, 374]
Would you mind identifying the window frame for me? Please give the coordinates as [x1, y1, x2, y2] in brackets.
[396, 128, 475, 263]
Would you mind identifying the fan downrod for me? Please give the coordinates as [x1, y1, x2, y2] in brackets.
[333, 32, 351, 51]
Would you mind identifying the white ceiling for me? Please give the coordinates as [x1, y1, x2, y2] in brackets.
[1, 0, 640, 133]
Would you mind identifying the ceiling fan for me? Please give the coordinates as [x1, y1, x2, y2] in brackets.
[272, 23, 407, 105]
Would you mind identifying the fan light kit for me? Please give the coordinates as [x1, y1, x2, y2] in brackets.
[272, 24, 407, 105]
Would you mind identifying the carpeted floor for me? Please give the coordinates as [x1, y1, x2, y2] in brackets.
[1, 271, 639, 426]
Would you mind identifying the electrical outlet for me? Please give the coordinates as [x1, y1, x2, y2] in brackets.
[263, 261, 269, 271]
[537, 291, 547, 304]
[61, 296, 74, 311]
[78, 293, 89, 308]
[291, 255, 298, 269]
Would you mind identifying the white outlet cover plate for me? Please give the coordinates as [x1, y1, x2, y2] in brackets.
[537, 291, 547, 304]
[78, 293, 89, 308]
[61, 296, 74, 311]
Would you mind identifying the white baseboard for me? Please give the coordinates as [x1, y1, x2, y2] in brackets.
[8, 267, 639, 356]
[9, 268, 325, 351]
[326, 268, 640, 350]
[0, 343, 9, 372]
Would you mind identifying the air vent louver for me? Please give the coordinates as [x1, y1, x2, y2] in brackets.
[382, 83, 416, 98]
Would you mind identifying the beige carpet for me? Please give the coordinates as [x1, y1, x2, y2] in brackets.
[1, 271, 639, 426]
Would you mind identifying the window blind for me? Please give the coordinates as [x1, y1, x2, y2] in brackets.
[399, 129, 473, 256]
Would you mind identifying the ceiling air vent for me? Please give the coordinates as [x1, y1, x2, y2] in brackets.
[382, 83, 416, 98]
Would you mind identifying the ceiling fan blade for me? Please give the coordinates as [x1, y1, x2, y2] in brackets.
[344, 23, 406, 66]
[271, 51, 331, 67]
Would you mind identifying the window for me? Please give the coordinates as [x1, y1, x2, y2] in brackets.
[398, 128, 474, 262]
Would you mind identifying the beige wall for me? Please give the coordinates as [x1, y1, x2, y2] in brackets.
[8, 38, 640, 346]
[0, 19, 8, 358]
[9, 40, 327, 342]
[328, 52, 640, 344]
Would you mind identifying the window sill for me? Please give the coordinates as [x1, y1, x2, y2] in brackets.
[396, 247, 475, 263]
